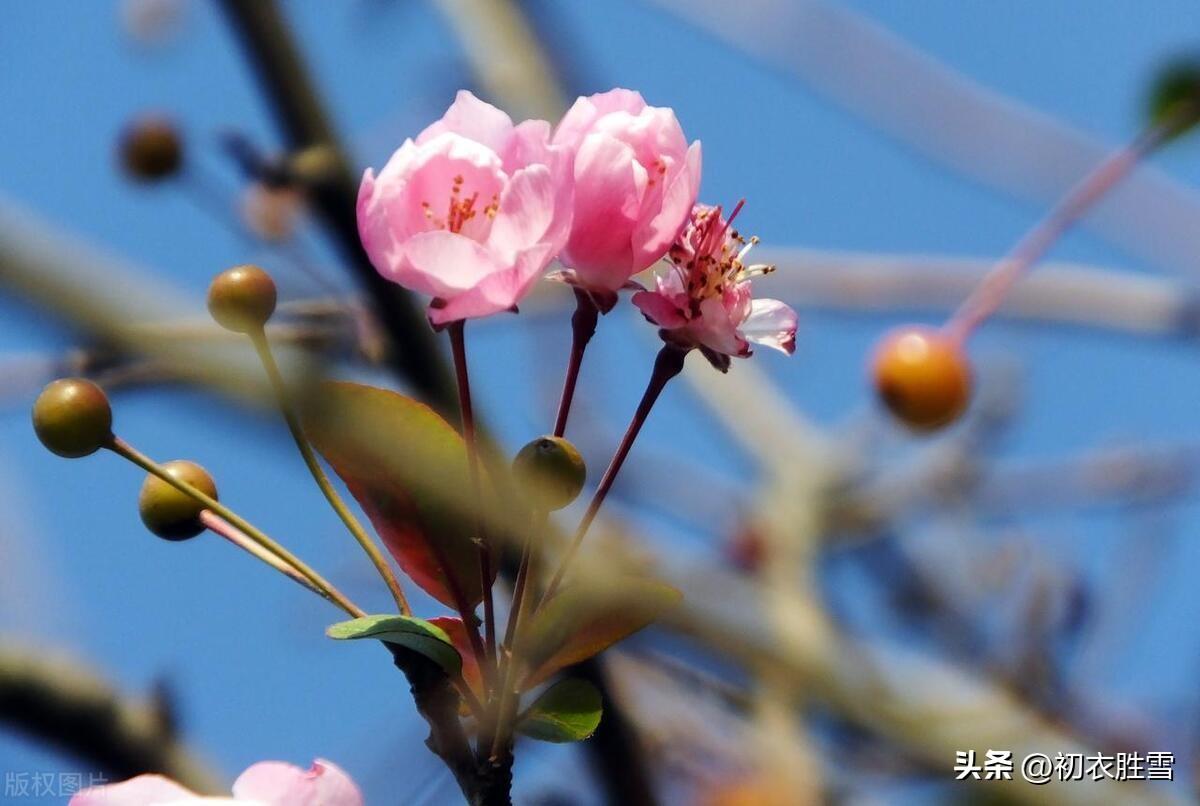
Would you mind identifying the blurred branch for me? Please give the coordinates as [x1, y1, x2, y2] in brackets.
[0, 645, 221, 794]
[216, 0, 457, 415]
[430, 0, 566, 120]
[648, 0, 1200, 277]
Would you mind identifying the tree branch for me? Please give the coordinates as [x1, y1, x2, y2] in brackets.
[0, 646, 221, 794]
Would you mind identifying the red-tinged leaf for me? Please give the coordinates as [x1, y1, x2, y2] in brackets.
[517, 578, 682, 689]
[304, 381, 491, 609]
[429, 616, 484, 698]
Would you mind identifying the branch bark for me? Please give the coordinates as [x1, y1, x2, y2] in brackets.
[216, 0, 458, 416]
[0, 646, 221, 794]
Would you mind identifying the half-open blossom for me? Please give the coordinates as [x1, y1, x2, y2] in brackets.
[71, 758, 361, 805]
[358, 91, 573, 325]
[632, 202, 797, 371]
[551, 89, 702, 310]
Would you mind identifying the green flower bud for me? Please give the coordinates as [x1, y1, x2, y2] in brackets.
[138, 460, 218, 541]
[119, 116, 183, 181]
[512, 436, 587, 511]
[32, 379, 113, 458]
[207, 264, 277, 333]
[1147, 59, 1200, 139]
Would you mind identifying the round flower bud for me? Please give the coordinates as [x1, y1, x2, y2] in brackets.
[138, 460, 217, 541]
[118, 116, 183, 181]
[32, 378, 113, 458]
[207, 264, 277, 333]
[1147, 59, 1200, 139]
[512, 436, 587, 511]
[870, 325, 972, 431]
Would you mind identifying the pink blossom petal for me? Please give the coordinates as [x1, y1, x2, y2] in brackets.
[560, 133, 642, 288]
[429, 242, 555, 325]
[69, 775, 200, 805]
[593, 107, 689, 171]
[231, 759, 362, 806]
[487, 165, 563, 261]
[741, 298, 798, 355]
[501, 119, 553, 174]
[390, 133, 506, 243]
[632, 141, 702, 268]
[632, 289, 689, 329]
[553, 89, 647, 151]
[402, 230, 503, 296]
[416, 90, 514, 153]
[692, 295, 750, 357]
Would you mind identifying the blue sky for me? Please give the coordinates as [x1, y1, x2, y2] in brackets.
[3, 1, 1200, 802]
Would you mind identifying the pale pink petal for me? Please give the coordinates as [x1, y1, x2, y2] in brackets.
[416, 90, 514, 153]
[560, 133, 642, 288]
[632, 289, 689, 329]
[70, 775, 200, 805]
[500, 119, 553, 174]
[390, 133, 506, 243]
[429, 242, 555, 324]
[232, 759, 362, 806]
[487, 165, 562, 260]
[692, 295, 750, 356]
[741, 298, 798, 355]
[552, 89, 647, 151]
[632, 141, 702, 269]
[593, 106, 689, 171]
[402, 230, 503, 296]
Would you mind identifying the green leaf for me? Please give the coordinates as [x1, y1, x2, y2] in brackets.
[517, 678, 603, 743]
[518, 577, 682, 689]
[304, 382, 493, 609]
[327, 614, 462, 677]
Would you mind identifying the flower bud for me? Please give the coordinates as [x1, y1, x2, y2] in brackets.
[1147, 59, 1200, 139]
[32, 379, 113, 458]
[512, 436, 587, 511]
[118, 116, 183, 181]
[870, 325, 972, 431]
[138, 460, 217, 541]
[207, 264, 277, 333]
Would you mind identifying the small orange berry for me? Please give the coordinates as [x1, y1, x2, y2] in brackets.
[870, 325, 972, 431]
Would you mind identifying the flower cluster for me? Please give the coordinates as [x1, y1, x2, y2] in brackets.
[358, 89, 796, 363]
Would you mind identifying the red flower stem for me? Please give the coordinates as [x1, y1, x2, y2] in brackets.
[553, 289, 600, 438]
[540, 345, 688, 606]
[945, 124, 1171, 344]
[199, 509, 318, 592]
[447, 321, 499, 690]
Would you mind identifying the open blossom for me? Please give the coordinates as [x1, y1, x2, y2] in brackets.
[358, 91, 573, 325]
[70, 758, 361, 805]
[551, 89, 702, 309]
[632, 202, 797, 371]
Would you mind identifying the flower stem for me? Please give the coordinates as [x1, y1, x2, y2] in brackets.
[250, 329, 411, 615]
[540, 345, 688, 605]
[489, 510, 545, 760]
[945, 121, 1175, 344]
[199, 509, 318, 592]
[447, 321, 499, 690]
[107, 436, 364, 618]
[553, 290, 600, 438]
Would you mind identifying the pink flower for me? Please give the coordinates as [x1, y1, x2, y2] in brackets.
[551, 89, 702, 310]
[358, 91, 573, 326]
[632, 202, 797, 371]
[70, 758, 361, 806]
